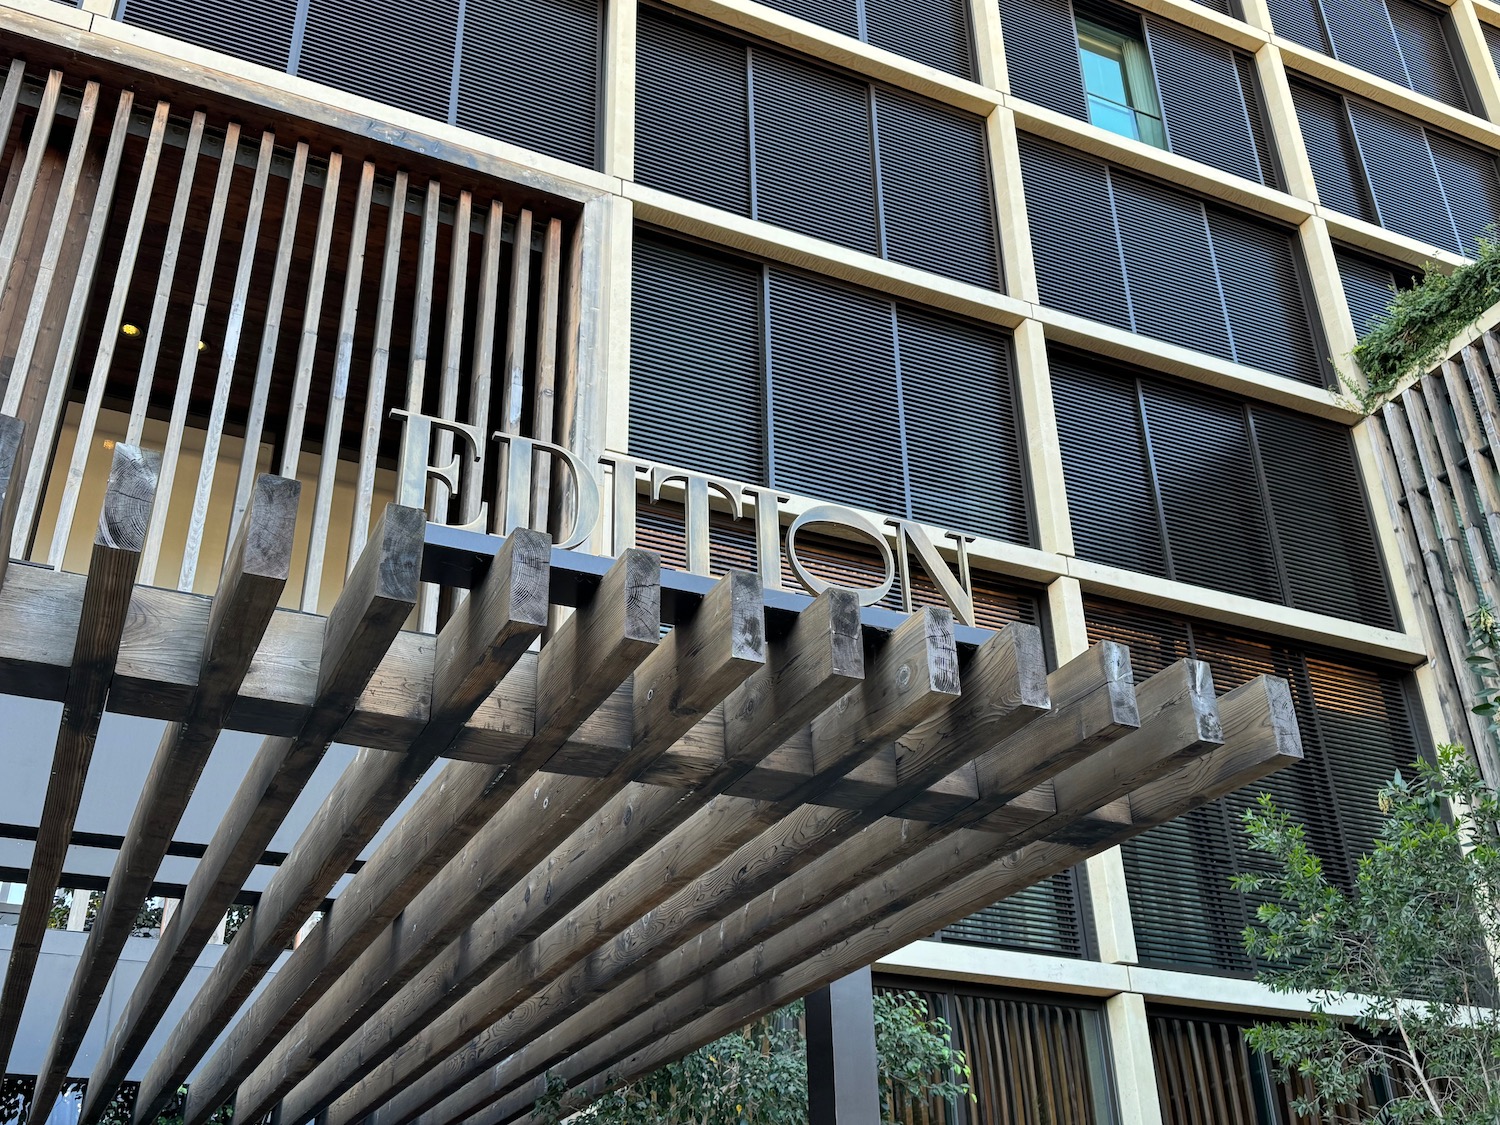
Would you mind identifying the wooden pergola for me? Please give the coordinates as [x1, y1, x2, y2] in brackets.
[0, 418, 1302, 1125]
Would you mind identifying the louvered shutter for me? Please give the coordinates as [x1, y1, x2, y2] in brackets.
[1206, 208, 1326, 386]
[1290, 82, 1375, 222]
[766, 270, 905, 513]
[874, 90, 1000, 289]
[1146, 19, 1264, 183]
[755, 0, 859, 36]
[1050, 355, 1166, 577]
[941, 873, 1087, 957]
[295, 0, 458, 120]
[1347, 101, 1459, 253]
[1265, 0, 1331, 51]
[1336, 248, 1403, 338]
[1110, 172, 1233, 360]
[865, 0, 975, 77]
[456, 0, 601, 168]
[750, 51, 880, 255]
[1016, 140, 1131, 330]
[898, 307, 1028, 543]
[629, 235, 766, 484]
[635, 12, 751, 215]
[996, 0, 1089, 119]
[1322, 0, 1411, 88]
[1140, 382, 1281, 601]
[1253, 407, 1397, 627]
[1486, 21, 1500, 79]
[1235, 54, 1282, 188]
[119, 0, 297, 70]
[1387, 0, 1469, 108]
[1191, 0, 1235, 15]
[1428, 132, 1500, 256]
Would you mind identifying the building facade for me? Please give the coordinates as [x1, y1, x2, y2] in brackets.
[0, 0, 1493, 1117]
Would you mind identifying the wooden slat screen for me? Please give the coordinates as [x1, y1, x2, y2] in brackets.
[1083, 598, 1423, 975]
[1291, 78, 1500, 256]
[1018, 139, 1326, 386]
[634, 9, 1001, 289]
[1051, 349, 1396, 627]
[1150, 1008, 1394, 1125]
[1266, 0, 1470, 109]
[118, 0, 603, 168]
[999, 1, 1276, 185]
[628, 231, 1030, 546]
[876, 980, 1116, 1125]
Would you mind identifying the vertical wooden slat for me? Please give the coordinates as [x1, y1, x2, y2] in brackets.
[45, 100, 171, 567]
[1401, 387, 1482, 619]
[1, 81, 99, 416]
[499, 209, 532, 446]
[0, 60, 26, 161]
[0, 70, 62, 316]
[1453, 349, 1500, 559]
[125, 110, 206, 446]
[280, 152, 343, 482]
[533, 217, 565, 530]
[1421, 374, 1498, 602]
[140, 122, 242, 585]
[229, 141, 309, 551]
[180, 130, 276, 591]
[417, 189, 471, 631]
[302, 160, 374, 611]
[408, 178, 441, 626]
[347, 169, 407, 567]
[460, 199, 504, 527]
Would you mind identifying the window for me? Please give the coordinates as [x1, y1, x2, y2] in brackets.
[1077, 18, 1166, 146]
[1292, 79, 1500, 258]
[1084, 598, 1424, 977]
[1051, 348, 1396, 626]
[1019, 141, 1323, 385]
[635, 9, 1001, 289]
[1266, 0, 1471, 110]
[1335, 248, 1419, 340]
[999, 0, 1277, 184]
[876, 980, 1118, 1125]
[629, 231, 1030, 545]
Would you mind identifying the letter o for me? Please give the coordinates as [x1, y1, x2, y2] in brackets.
[784, 504, 895, 606]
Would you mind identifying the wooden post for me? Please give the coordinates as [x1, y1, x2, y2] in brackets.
[0, 444, 158, 1074]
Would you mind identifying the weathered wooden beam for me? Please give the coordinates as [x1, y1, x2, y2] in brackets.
[472, 675, 1297, 1125]
[33, 474, 299, 1124]
[234, 570, 768, 1125]
[0, 444, 158, 1073]
[341, 620, 1047, 1125]
[112, 507, 429, 1125]
[273, 588, 866, 1125]
[176, 543, 641, 1125]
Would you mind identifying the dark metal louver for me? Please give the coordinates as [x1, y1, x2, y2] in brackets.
[118, 0, 297, 71]
[865, 0, 976, 77]
[1335, 248, 1407, 339]
[1428, 132, 1500, 255]
[874, 90, 1001, 289]
[630, 235, 767, 485]
[1322, 0, 1413, 89]
[1347, 100, 1462, 253]
[1486, 21, 1500, 79]
[1089, 599, 1422, 976]
[996, 0, 1089, 119]
[1266, 0, 1332, 52]
[295, 0, 459, 121]
[1289, 80, 1376, 222]
[1146, 18, 1265, 183]
[1386, 0, 1469, 107]
[939, 872, 1088, 957]
[1052, 349, 1395, 625]
[635, 12, 751, 215]
[756, 0, 860, 37]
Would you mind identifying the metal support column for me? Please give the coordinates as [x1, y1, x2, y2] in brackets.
[805, 966, 881, 1125]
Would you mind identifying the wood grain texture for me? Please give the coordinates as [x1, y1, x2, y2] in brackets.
[44, 474, 299, 1125]
[0, 444, 158, 1075]
[127, 505, 427, 1125]
[0, 412, 25, 589]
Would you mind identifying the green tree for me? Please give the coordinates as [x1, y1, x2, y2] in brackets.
[1233, 744, 1500, 1123]
[532, 990, 970, 1125]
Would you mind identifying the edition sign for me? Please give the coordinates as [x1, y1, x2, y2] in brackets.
[394, 409, 982, 626]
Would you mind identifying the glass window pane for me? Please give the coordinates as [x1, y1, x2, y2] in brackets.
[1088, 94, 1140, 138]
[1080, 43, 1130, 102]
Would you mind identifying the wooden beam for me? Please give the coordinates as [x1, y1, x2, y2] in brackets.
[275, 587, 866, 1125]
[470, 675, 1298, 1125]
[119, 505, 427, 1125]
[234, 570, 768, 1125]
[0, 444, 158, 1073]
[33, 474, 299, 1124]
[176, 542, 636, 1125]
[340, 614, 1011, 1125]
